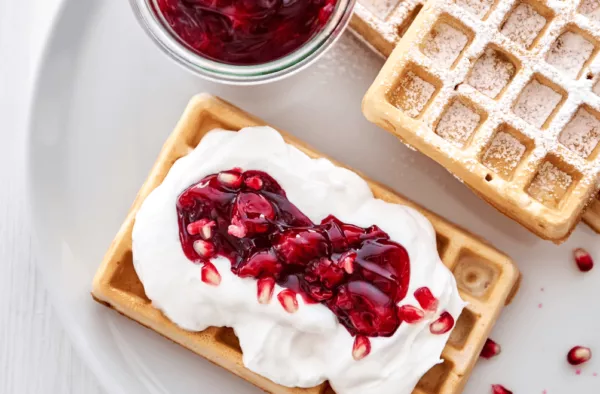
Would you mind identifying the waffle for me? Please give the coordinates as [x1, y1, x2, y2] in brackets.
[583, 195, 600, 232]
[363, 0, 600, 242]
[91, 94, 520, 394]
[350, 0, 425, 57]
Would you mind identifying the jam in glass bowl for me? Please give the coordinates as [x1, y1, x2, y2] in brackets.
[130, 0, 356, 84]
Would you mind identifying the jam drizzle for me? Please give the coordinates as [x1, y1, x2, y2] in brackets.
[176, 168, 452, 359]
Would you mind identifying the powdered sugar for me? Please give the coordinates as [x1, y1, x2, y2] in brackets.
[546, 31, 595, 79]
[559, 107, 600, 158]
[482, 130, 527, 178]
[579, 0, 600, 23]
[528, 161, 574, 208]
[422, 22, 469, 68]
[467, 48, 516, 98]
[435, 100, 481, 146]
[513, 79, 563, 128]
[500, 2, 547, 48]
[360, 0, 398, 19]
[390, 71, 437, 117]
[594, 79, 600, 96]
[454, 0, 495, 19]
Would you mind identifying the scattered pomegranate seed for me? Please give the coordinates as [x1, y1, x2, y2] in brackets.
[397, 305, 425, 323]
[228, 217, 247, 238]
[339, 251, 356, 274]
[567, 346, 592, 365]
[574, 248, 594, 272]
[414, 287, 439, 312]
[430, 311, 455, 334]
[481, 338, 502, 359]
[257, 277, 275, 304]
[277, 289, 299, 313]
[491, 384, 512, 394]
[218, 171, 242, 188]
[352, 336, 371, 361]
[244, 176, 263, 190]
[201, 262, 221, 286]
[193, 239, 215, 258]
[187, 219, 215, 239]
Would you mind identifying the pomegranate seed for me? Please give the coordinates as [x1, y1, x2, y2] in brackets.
[574, 248, 594, 272]
[414, 287, 439, 312]
[228, 217, 247, 238]
[257, 277, 275, 304]
[201, 262, 221, 286]
[397, 305, 425, 323]
[244, 176, 263, 190]
[193, 240, 215, 258]
[430, 311, 455, 334]
[352, 336, 371, 361]
[218, 171, 242, 188]
[491, 384, 512, 394]
[187, 219, 215, 239]
[481, 338, 502, 359]
[277, 289, 299, 313]
[568, 346, 592, 365]
[339, 251, 356, 274]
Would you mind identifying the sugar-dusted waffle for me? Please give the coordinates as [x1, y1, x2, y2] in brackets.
[92, 94, 520, 394]
[363, 0, 600, 242]
[350, 0, 425, 57]
[584, 195, 600, 232]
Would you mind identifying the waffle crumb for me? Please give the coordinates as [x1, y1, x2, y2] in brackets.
[435, 101, 481, 146]
[454, 0, 495, 18]
[422, 22, 469, 68]
[500, 2, 546, 48]
[579, 0, 600, 22]
[559, 107, 600, 159]
[528, 161, 573, 208]
[467, 48, 516, 98]
[546, 31, 595, 79]
[482, 131, 527, 178]
[513, 79, 563, 128]
[390, 71, 436, 117]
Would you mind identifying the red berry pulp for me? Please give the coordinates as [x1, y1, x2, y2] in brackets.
[176, 168, 411, 339]
[156, 0, 338, 65]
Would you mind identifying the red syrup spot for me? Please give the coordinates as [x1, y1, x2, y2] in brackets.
[176, 169, 417, 352]
[576, 369, 582, 375]
[156, 0, 338, 65]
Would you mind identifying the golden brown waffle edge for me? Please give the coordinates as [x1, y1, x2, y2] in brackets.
[91, 93, 520, 394]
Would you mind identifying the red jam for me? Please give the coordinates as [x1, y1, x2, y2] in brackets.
[177, 168, 412, 345]
[156, 0, 338, 65]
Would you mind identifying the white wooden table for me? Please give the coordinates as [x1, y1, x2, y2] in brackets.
[0, 0, 104, 392]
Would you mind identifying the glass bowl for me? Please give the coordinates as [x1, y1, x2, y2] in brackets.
[129, 0, 356, 85]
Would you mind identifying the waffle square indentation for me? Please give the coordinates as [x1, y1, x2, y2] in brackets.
[579, 0, 600, 23]
[481, 125, 532, 179]
[388, 66, 441, 118]
[108, 249, 151, 303]
[500, 1, 550, 49]
[546, 29, 596, 79]
[416, 359, 454, 393]
[527, 159, 579, 208]
[447, 308, 478, 349]
[559, 106, 600, 159]
[453, 251, 500, 300]
[466, 47, 517, 99]
[435, 98, 484, 147]
[513, 76, 565, 128]
[421, 18, 471, 69]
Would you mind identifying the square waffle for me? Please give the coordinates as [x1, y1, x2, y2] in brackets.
[91, 94, 520, 394]
[583, 195, 600, 232]
[350, 0, 425, 57]
[363, 0, 600, 242]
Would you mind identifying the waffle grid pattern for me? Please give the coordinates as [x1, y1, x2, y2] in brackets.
[92, 94, 520, 394]
[364, 0, 600, 241]
[350, 0, 425, 57]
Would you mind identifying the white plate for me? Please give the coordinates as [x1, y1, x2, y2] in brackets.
[26, 0, 600, 392]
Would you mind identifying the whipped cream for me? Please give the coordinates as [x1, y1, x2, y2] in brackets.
[132, 127, 465, 394]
